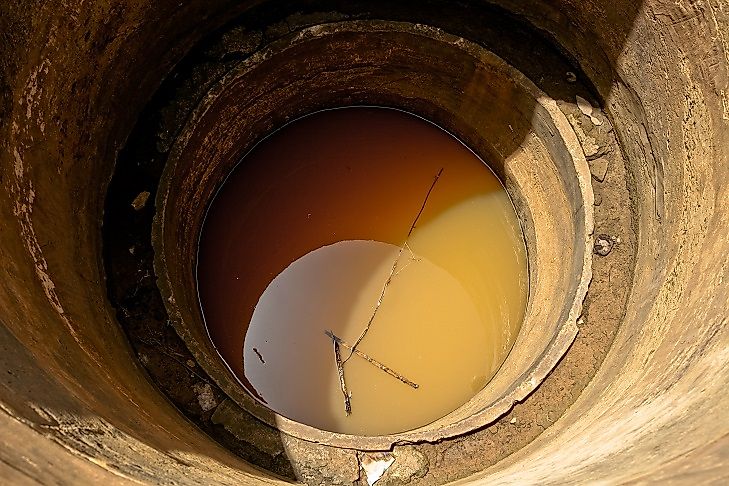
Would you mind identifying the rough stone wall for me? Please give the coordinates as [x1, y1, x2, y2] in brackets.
[460, 1, 729, 483]
[0, 1, 278, 483]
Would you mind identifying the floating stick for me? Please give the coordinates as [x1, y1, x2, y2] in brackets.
[343, 168, 444, 363]
[326, 331, 418, 389]
[331, 334, 352, 415]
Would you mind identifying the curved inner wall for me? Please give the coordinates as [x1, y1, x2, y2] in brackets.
[149, 20, 593, 451]
[0, 1, 727, 485]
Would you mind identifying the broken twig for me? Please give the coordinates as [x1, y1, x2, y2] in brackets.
[326, 331, 418, 389]
[331, 334, 351, 415]
[343, 168, 444, 363]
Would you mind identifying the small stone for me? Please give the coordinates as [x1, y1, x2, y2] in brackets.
[510, 417, 517, 424]
[594, 193, 603, 206]
[186, 359, 195, 368]
[583, 137, 601, 159]
[589, 157, 609, 182]
[387, 446, 429, 483]
[576, 95, 593, 115]
[576, 95, 603, 126]
[193, 383, 217, 412]
[594, 234, 614, 256]
[128, 246, 136, 255]
[131, 191, 150, 211]
[566, 71, 577, 83]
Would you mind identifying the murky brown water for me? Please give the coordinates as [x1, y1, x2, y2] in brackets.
[198, 107, 528, 435]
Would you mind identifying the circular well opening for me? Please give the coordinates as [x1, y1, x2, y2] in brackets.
[153, 21, 593, 449]
[196, 105, 529, 436]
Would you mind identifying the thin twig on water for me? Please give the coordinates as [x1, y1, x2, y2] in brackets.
[331, 333, 351, 415]
[406, 168, 445, 239]
[342, 168, 444, 363]
[326, 331, 418, 389]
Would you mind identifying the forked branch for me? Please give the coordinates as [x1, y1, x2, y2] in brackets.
[326, 330, 418, 389]
[342, 168, 444, 363]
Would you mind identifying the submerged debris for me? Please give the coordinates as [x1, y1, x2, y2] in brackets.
[589, 156, 610, 182]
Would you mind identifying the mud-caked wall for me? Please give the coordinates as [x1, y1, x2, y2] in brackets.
[0, 0, 727, 484]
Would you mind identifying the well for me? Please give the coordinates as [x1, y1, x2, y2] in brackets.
[0, 0, 727, 484]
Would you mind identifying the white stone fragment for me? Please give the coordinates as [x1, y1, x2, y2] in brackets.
[576, 95, 603, 125]
[360, 452, 395, 486]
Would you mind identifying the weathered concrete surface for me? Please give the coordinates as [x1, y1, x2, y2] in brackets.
[0, 0, 727, 484]
[452, 0, 729, 484]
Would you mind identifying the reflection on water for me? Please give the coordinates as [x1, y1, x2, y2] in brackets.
[198, 107, 527, 435]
